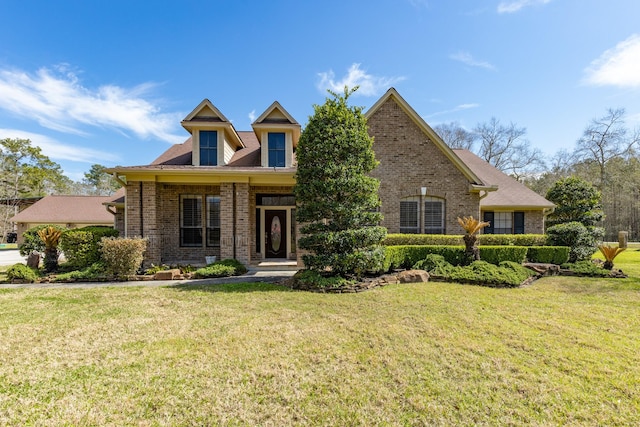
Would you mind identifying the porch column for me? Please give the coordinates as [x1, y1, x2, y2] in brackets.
[220, 183, 234, 260]
[234, 183, 250, 265]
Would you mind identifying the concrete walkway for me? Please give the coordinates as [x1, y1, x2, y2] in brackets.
[0, 249, 25, 266]
[0, 269, 296, 290]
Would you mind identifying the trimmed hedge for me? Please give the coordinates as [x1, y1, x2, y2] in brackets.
[526, 246, 570, 264]
[383, 233, 548, 247]
[478, 246, 528, 264]
[384, 245, 533, 271]
[6, 263, 39, 283]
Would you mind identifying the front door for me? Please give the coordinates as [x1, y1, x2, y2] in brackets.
[265, 210, 287, 258]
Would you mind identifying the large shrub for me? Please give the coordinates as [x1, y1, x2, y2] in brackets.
[59, 226, 119, 269]
[546, 222, 601, 262]
[99, 237, 147, 278]
[294, 87, 386, 278]
[546, 177, 604, 227]
[19, 224, 65, 256]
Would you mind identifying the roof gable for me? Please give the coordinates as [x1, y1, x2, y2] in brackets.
[252, 101, 301, 148]
[182, 99, 230, 123]
[10, 195, 115, 224]
[366, 88, 489, 190]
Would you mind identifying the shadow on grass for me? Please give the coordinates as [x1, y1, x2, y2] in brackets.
[169, 281, 294, 293]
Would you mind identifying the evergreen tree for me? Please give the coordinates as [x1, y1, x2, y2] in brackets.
[294, 87, 386, 278]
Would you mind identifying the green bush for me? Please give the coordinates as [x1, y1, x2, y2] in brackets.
[18, 224, 66, 256]
[561, 261, 610, 277]
[445, 260, 534, 288]
[526, 246, 570, 264]
[383, 234, 547, 247]
[546, 222, 600, 262]
[6, 263, 39, 283]
[51, 262, 107, 282]
[383, 245, 468, 271]
[194, 258, 248, 278]
[99, 237, 147, 278]
[59, 226, 119, 270]
[292, 269, 356, 289]
[412, 254, 455, 275]
[194, 264, 237, 278]
[478, 246, 528, 265]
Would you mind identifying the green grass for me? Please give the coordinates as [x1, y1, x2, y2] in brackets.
[0, 256, 639, 424]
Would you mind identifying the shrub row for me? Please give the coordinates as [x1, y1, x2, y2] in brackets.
[59, 226, 119, 269]
[383, 233, 548, 247]
[194, 258, 248, 279]
[383, 245, 570, 271]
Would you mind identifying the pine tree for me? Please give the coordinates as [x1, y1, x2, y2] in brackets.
[294, 87, 386, 278]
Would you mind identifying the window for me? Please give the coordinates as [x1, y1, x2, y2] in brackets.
[400, 196, 445, 234]
[400, 198, 419, 234]
[206, 196, 221, 247]
[424, 198, 445, 234]
[199, 130, 217, 166]
[180, 194, 221, 247]
[268, 132, 286, 167]
[180, 195, 202, 246]
[483, 211, 525, 234]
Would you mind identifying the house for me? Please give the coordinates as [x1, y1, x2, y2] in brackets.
[107, 88, 553, 267]
[10, 193, 120, 244]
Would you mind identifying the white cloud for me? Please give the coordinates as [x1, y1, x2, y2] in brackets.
[317, 63, 405, 97]
[426, 103, 480, 118]
[248, 109, 256, 123]
[497, 0, 553, 14]
[450, 52, 496, 70]
[0, 128, 120, 163]
[0, 65, 184, 144]
[583, 34, 640, 88]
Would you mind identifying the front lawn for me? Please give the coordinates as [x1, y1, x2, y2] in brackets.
[1, 266, 639, 425]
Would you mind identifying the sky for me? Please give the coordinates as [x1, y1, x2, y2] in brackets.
[0, 0, 639, 181]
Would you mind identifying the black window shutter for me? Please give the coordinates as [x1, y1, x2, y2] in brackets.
[483, 211, 494, 234]
[514, 212, 525, 234]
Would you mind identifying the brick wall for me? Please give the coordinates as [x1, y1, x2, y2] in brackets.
[367, 97, 480, 234]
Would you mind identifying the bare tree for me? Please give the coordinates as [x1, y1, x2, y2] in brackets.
[433, 122, 475, 150]
[473, 117, 546, 180]
[575, 108, 639, 189]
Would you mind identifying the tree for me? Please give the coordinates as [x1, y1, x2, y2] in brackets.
[294, 87, 386, 278]
[433, 122, 475, 150]
[545, 177, 604, 227]
[0, 138, 70, 242]
[473, 117, 546, 180]
[545, 177, 604, 262]
[575, 108, 639, 189]
[82, 164, 121, 195]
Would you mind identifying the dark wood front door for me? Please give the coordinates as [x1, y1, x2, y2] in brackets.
[265, 210, 287, 258]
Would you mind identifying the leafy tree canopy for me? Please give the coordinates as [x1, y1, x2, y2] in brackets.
[545, 176, 604, 228]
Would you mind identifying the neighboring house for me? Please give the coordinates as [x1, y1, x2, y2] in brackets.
[107, 88, 554, 267]
[10, 194, 119, 245]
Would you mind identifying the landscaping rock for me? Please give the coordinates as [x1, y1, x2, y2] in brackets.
[524, 263, 560, 276]
[26, 252, 40, 269]
[397, 269, 430, 283]
[154, 269, 182, 280]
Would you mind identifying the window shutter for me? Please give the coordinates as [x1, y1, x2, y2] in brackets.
[514, 212, 525, 234]
[483, 211, 494, 234]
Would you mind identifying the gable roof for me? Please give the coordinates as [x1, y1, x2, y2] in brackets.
[454, 149, 555, 209]
[252, 101, 301, 147]
[365, 88, 493, 192]
[10, 195, 115, 224]
[180, 99, 244, 149]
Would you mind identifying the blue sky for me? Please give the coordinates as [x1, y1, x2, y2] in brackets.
[0, 0, 639, 181]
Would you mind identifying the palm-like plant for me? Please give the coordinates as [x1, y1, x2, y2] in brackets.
[598, 244, 625, 270]
[37, 226, 63, 272]
[458, 216, 490, 261]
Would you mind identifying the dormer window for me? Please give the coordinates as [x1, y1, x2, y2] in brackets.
[199, 130, 218, 166]
[268, 133, 286, 167]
